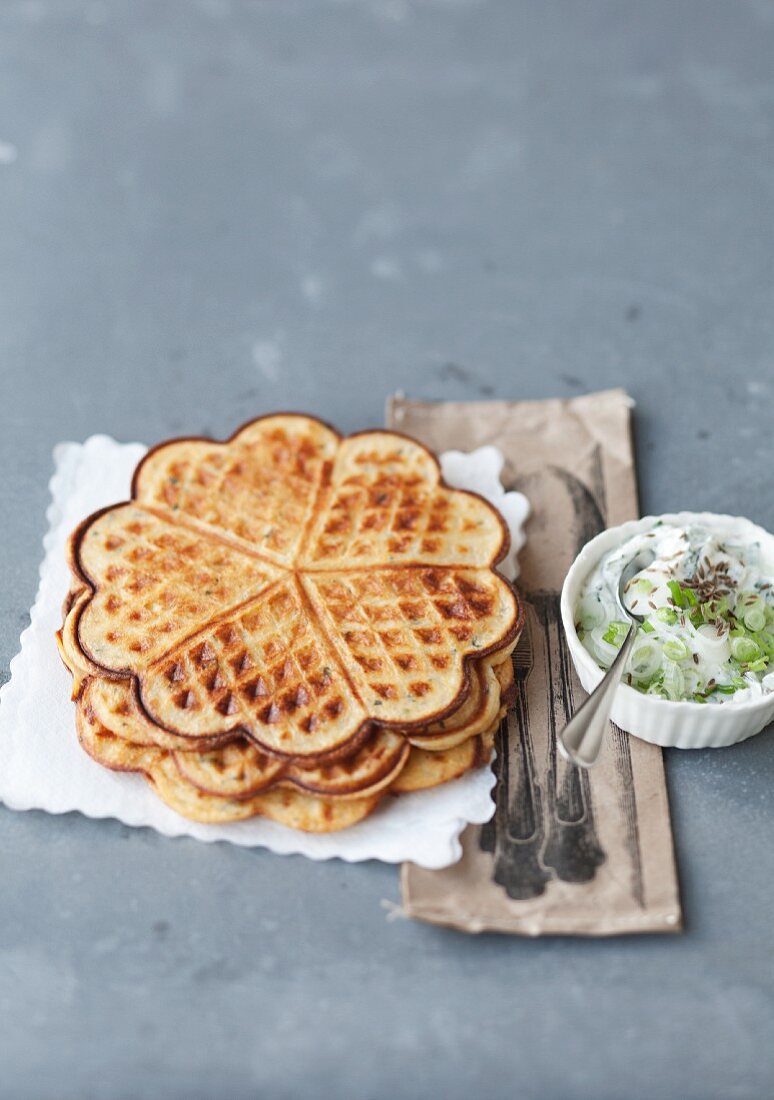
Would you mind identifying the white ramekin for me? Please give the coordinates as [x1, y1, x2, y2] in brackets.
[560, 511, 774, 749]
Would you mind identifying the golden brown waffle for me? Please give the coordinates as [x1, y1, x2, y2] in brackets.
[59, 597, 228, 751]
[56, 589, 94, 700]
[76, 702, 381, 830]
[60, 584, 511, 758]
[131, 416, 339, 567]
[76, 681, 497, 827]
[493, 653, 515, 701]
[67, 415, 522, 761]
[77, 676, 411, 802]
[60, 415, 522, 831]
[67, 614, 508, 813]
[391, 725, 496, 794]
[174, 732, 409, 801]
[406, 662, 502, 751]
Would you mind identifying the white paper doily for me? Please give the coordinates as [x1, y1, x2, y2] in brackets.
[0, 436, 529, 869]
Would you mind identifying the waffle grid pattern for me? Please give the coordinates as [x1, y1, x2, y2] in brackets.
[137, 422, 338, 566]
[301, 441, 497, 568]
[78, 505, 280, 669]
[140, 577, 367, 755]
[72, 417, 518, 756]
[304, 568, 501, 719]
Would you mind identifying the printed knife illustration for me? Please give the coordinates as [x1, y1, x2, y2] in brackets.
[481, 462, 607, 896]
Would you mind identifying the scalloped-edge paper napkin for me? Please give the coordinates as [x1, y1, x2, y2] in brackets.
[0, 435, 528, 869]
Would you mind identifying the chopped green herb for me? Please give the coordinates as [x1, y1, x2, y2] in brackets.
[667, 580, 685, 608]
[683, 587, 699, 608]
[667, 580, 698, 609]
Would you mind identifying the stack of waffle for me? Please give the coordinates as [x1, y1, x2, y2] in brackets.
[57, 416, 523, 833]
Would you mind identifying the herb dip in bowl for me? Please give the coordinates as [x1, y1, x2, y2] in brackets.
[561, 513, 774, 749]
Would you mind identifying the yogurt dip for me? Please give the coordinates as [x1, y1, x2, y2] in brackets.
[575, 522, 774, 703]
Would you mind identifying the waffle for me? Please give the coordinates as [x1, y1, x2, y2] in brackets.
[76, 701, 381, 830]
[62, 600, 509, 824]
[391, 726, 497, 794]
[60, 414, 523, 831]
[76, 666, 503, 802]
[76, 668, 496, 827]
[69, 658, 505, 819]
[406, 659, 503, 751]
[56, 589, 94, 700]
[76, 676, 410, 801]
[174, 731, 409, 801]
[68, 415, 521, 760]
[66, 636, 507, 825]
[60, 582, 510, 760]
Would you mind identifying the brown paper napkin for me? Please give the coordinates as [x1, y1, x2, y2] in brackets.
[387, 390, 682, 936]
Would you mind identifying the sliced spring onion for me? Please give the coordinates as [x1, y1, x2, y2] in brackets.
[602, 620, 630, 647]
[576, 592, 606, 631]
[627, 638, 662, 683]
[663, 637, 690, 662]
[744, 607, 767, 633]
[662, 660, 685, 701]
[692, 623, 731, 666]
[656, 606, 678, 625]
[644, 671, 666, 696]
[701, 596, 730, 621]
[587, 626, 624, 669]
[730, 636, 761, 664]
[754, 632, 774, 658]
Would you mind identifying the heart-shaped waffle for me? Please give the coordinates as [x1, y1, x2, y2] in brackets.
[68, 415, 522, 761]
[76, 701, 382, 830]
[75, 676, 499, 829]
[76, 677, 412, 802]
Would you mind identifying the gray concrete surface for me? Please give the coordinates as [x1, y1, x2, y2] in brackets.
[1, 1, 774, 1097]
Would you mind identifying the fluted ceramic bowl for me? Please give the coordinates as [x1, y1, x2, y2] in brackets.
[560, 511, 774, 749]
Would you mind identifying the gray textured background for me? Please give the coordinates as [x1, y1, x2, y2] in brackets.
[1, 1, 773, 1097]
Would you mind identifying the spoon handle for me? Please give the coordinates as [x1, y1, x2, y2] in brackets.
[558, 625, 637, 768]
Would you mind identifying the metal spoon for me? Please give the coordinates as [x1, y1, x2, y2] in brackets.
[559, 548, 655, 768]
